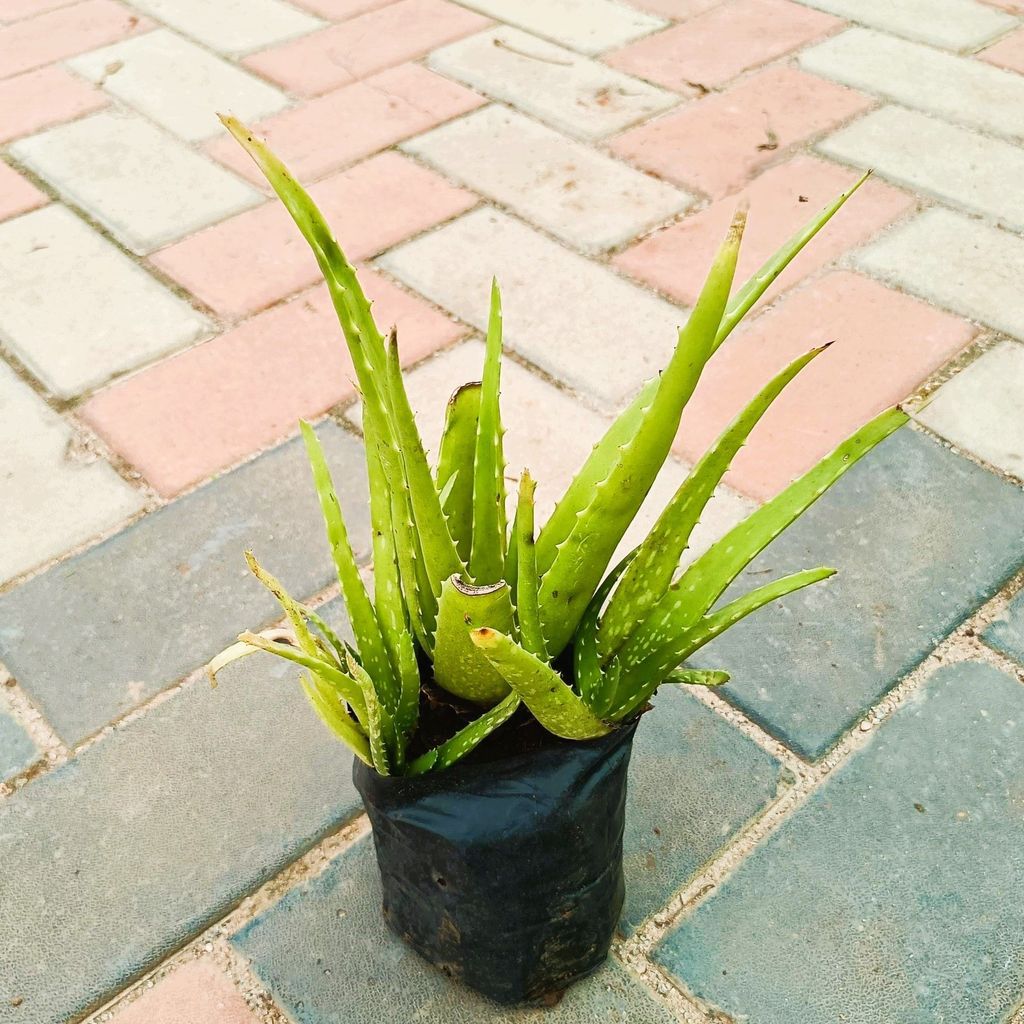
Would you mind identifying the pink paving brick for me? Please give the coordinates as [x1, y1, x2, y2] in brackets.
[151, 150, 476, 319]
[0, 0, 151, 79]
[206, 63, 484, 187]
[615, 155, 912, 307]
[0, 0, 75, 19]
[81, 274, 463, 496]
[609, 65, 871, 198]
[244, 0, 489, 97]
[0, 66, 106, 143]
[606, 0, 841, 93]
[674, 272, 976, 501]
[979, 27, 1024, 72]
[289, 0, 391, 18]
[110, 961, 258, 1024]
[0, 161, 47, 221]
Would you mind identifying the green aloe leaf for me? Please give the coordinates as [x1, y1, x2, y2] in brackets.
[536, 209, 747, 657]
[599, 343, 830, 661]
[346, 653, 394, 775]
[436, 382, 482, 565]
[513, 471, 546, 660]
[433, 576, 514, 704]
[664, 668, 730, 687]
[406, 691, 522, 776]
[300, 672, 372, 765]
[470, 628, 610, 739]
[469, 281, 507, 584]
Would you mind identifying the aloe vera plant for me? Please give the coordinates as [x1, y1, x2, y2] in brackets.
[208, 117, 906, 777]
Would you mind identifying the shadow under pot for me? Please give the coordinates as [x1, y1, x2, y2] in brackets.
[352, 717, 639, 1006]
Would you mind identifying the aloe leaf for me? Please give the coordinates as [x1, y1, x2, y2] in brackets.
[301, 421, 399, 710]
[244, 550, 323, 658]
[469, 280, 507, 583]
[513, 471, 546, 660]
[599, 343, 830, 661]
[406, 691, 522, 776]
[301, 672, 372, 765]
[665, 668, 730, 687]
[433, 576, 514, 703]
[536, 209, 747, 657]
[470, 628, 611, 739]
[436, 382, 482, 565]
[346, 653, 394, 775]
[206, 627, 296, 685]
[716, 171, 870, 349]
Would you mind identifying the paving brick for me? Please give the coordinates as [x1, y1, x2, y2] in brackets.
[0, 421, 368, 744]
[0, 205, 208, 398]
[12, 110, 259, 254]
[289, 0, 390, 17]
[379, 208, 684, 408]
[68, 28, 289, 142]
[152, 151, 476, 318]
[0, 699, 38, 782]
[81, 276, 463, 496]
[854, 208, 1024, 341]
[609, 66, 871, 198]
[655, 660, 1024, 1022]
[688, 428, 1024, 759]
[982, 587, 1024, 664]
[429, 27, 678, 143]
[244, 0, 489, 96]
[796, 0, 1014, 49]
[0, 650, 362, 1024]
[0, 66, 105, 144]
[232, 837, 679, 1024]
[450, 0, 666, 54]
[0, 0, 149, 78]
[821, 106, 1024, 232]
[915, 340, 1024, 481]
[346, 339, 754, 557]
[614, 155, 911, 308]
[675, 272, 976, 501]
[0, 0, 76, 19]
[403, 105, 692, 253]
[802, 28, 1024, 143]
[979, 25, 1024, 71]
[622, 687, 784, 934]
[206, 63, 484, 187]
[0, 362, 143, 586]
[127, 0, 322, 55]
[606, 0, 840, 93]
[0, 161, 46, 221]
[110, 961, 259, 1024]
[627, 0, 723, 15]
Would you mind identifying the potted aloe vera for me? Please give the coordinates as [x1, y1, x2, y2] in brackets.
[209, 117, 904, 1005]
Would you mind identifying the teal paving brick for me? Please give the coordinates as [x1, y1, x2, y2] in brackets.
[622, 687, 786, 935]
[0, 421, 368, 746]
[0, 652, 361, 1024]
[233, 837, 677, 1024]
[653, 660, 1024, 1024]
[690, 428, 1024, 760]
[982, 589, 1024, 665]
[0, 704, 38, 782]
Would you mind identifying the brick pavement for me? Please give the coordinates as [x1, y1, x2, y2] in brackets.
[2, 1, 1024, 1021]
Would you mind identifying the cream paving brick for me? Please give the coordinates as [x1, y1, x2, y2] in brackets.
[0, 205, 209, 398]
[347, 340, 753, 559]
[68, 29, 289, 142]
[451, 0, 666, 54]
[794, 0, 1014, 49]
[915, 340, 1024, 479]
[854, 208, 1024, 340]
[378, 207, 685, 407]
[126, 0, 322, 55]
[801, 28, 1024, 143]
[819, 106, 1024, 232]
[0, 362, 143, 585]
[402, 105, 691, 253]
[427, 26, 678, 141]
[11, 109, 260, 254]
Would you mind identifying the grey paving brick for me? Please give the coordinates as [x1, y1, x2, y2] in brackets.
[0, 652, 361, 1024]
[623, 687, 785, 935]
[233, 837, 677, 1024]
[0, 703, 38, 782]
[982, 588, 1024, 665]
[854, 208, 1024, 341]
[690, 428, 1024, 760]
[654, 660, 1024, 1023]
[0, 421, 368, 746]
[819, 106, 1024, 232]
